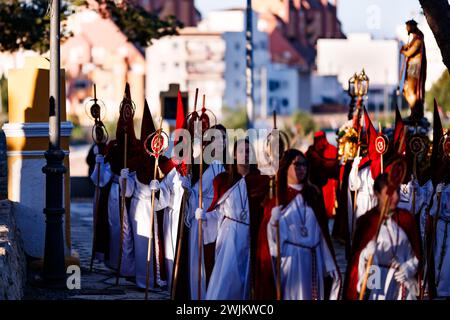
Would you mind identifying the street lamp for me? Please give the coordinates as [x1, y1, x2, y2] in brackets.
[42, 0, 66, 286]
[356, 69, 369, 97]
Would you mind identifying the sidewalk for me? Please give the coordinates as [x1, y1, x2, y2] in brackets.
[24, 199, 348, 300]
[24, 199, 170, 300]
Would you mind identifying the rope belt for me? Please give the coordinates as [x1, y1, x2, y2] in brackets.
[286, 240, 320, 300]
[224, 215, 249, 226]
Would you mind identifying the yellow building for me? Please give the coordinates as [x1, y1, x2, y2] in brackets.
[2, 57, 73, 259]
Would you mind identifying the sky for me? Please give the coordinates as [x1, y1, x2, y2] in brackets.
[195, 0, 424, 39]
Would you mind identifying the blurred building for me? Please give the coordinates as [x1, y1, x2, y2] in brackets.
[134, 0, 199, 26]
[61, 9, 146, 127]
[146, 9, 303, 121]
[253, 0, 345, 69]
[317, 33, 400, 115]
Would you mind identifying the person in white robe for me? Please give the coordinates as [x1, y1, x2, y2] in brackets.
[185, 160, 224, 299]
[91, 155, 135, 277]
[429, 182, 450, 297]
[349, 173, 420, 300]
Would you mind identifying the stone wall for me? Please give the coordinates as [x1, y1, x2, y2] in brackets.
[0, 200, 26, 300]
[0, 129, 6, 199]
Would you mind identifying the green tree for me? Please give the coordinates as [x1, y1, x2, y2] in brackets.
[290, 110, 317, 136]
[222, 106, 247, 130]
[426, 70, 450, 113]
[0, 0, 182, 54]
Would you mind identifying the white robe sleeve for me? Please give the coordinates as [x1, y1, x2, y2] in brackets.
[203, 209, 221, 245]
[348, 161, 361, 192]
[267, 215, 287, 259]
[154, 168, 176, 211]
[119, 172, 136, 198]
[90, 162, 113, 187]
[319, 230, 341, 300]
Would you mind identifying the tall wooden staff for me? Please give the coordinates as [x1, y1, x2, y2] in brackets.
[409, 135, 425, 216]
[359, 135, 406, 300]
[144, 117, 168, 300]
[197, 94, 215, 300]
[87, 84, 108, 272]
[350, 97, 364, 242]
[116, 93, 135, 285]
[143, 117, 168, 300]
[171, 88, 199, 299]
[197, 95, 206, 300]
[265, 110, 289, 300]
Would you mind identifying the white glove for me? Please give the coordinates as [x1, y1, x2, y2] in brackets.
[437, 183, 445, 193]
[95, 154, 104, 164]
[353, 156, 362, 167]
[149, 179, 160, 192]
[392, 261, 412, 284]
[365, 240, 377, 256]
[180, 175, 191, 190]
[270, 205, 282, 225]
[195, 208, 206, 221]
[93, 145, 99, 155]
[120, 168, 129, 179]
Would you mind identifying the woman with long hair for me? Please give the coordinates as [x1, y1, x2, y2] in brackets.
[256, 149, 341, 300]
[203, 138, 270, 300]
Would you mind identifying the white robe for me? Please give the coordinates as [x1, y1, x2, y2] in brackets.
[430, 183, 450, 297]
[267, 194, 341, 300]
[204, 178, 251, 300]
[126, 176, 164, 289]
[357, 216, 419, 300]
[398, 179, 434, 240]
[154, 167, 185, 290]
[185, 161, 224, 300]
[349, 165, 377, 220]
[91, 163, 135, 276]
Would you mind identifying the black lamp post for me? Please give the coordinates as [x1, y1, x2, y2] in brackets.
[245, 0, 254, 129]
[42, 0, 66, 286]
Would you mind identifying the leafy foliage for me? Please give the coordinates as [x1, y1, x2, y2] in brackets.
[222, 106, 248, 130]
[0, 0, 75, 53]
[0, 0, 182, 54]
[426, 70, 450, 113]
[97, 0, 183, 48]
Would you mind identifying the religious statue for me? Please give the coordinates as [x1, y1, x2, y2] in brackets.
[400, 19, 427, 122]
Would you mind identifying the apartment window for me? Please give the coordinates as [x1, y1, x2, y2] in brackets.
[174, 62, 180, 68]
[235, 42, 241, 50]
[234, 62, 239, 70]
[235, 80, 240, 88]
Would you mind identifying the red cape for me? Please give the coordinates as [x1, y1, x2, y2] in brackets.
[344, 207, 421, 300]
[255, 185, 340, 299]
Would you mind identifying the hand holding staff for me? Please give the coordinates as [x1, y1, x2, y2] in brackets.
[116, 92, 135, 286]
[359, 140, 406, 300]
[87, 84, 108, 273]
[144, 117, 168, 300]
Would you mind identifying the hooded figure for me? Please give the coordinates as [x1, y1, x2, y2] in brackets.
[91, 83, 141, 276]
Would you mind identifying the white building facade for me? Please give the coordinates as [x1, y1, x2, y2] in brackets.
[316, 33, 399, 114]
[146, 9, 302, 121]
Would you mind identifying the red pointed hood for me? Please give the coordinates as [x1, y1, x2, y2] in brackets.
[431, 99, 444, 186]
[174, 91, 188, 176]
[364, 107, 381, 179]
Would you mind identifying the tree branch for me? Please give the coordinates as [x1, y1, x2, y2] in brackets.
[419, 0, 450, 73]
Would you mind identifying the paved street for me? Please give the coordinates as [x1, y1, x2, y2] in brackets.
[24, 198, 347, 300]
[24, 199, 169, 300]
